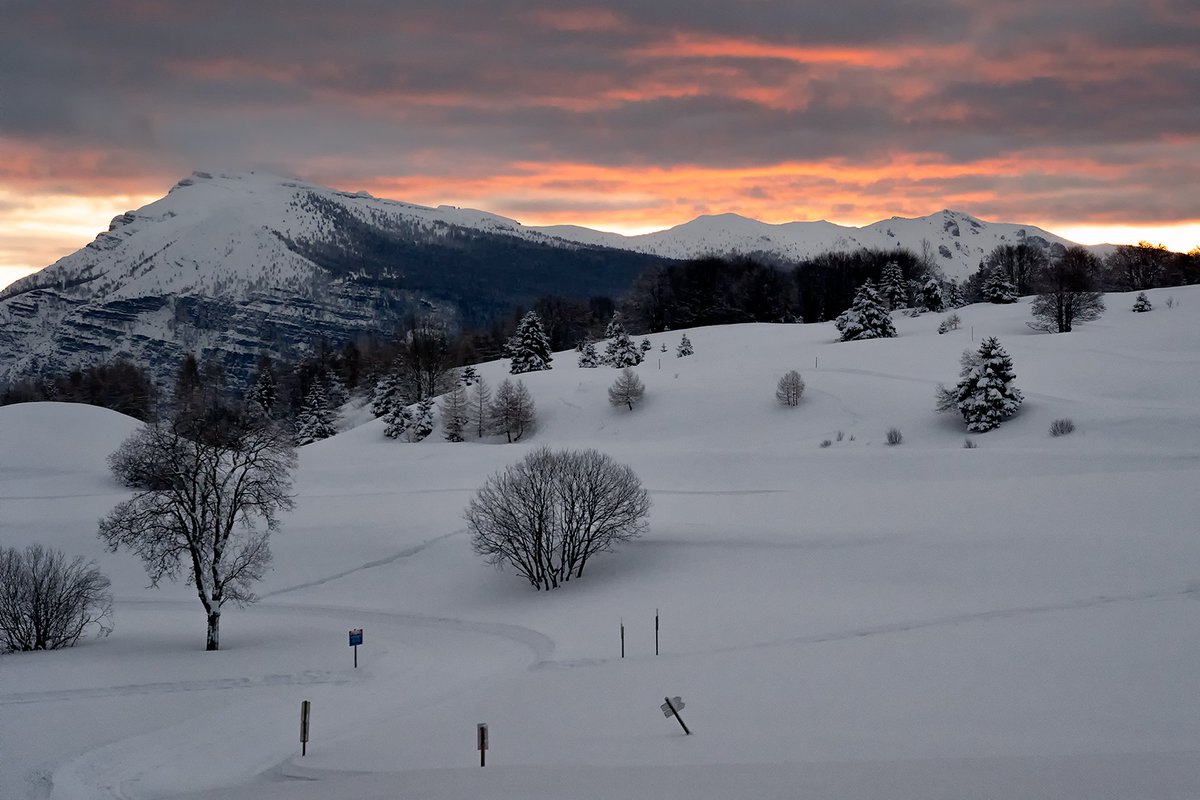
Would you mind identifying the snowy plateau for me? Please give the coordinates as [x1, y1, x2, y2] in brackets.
[2, 286, 1199, 800]
[0, 171, 1106, 389]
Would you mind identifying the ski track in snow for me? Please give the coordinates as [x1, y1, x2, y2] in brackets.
[0, 671, 354, 706]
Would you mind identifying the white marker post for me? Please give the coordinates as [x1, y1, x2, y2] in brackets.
[477, 723, 488, 767]
[661, 695, 691, 735]
[300, 700, 311, 756]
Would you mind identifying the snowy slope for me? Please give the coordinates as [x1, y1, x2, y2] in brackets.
[3, 288, 1198, 800]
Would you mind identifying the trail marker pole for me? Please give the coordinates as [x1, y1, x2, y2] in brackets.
[815, 356, 818, 369]
[300, 700, 311, 756]
[477, 723, 488, 766]
[655, 609, 659, 656]
[661, 695, 691, 735]
[348, 627, 363, 668]
[620, 618, 625, 658]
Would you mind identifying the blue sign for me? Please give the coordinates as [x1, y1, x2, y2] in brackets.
[348, 628, 363, 647]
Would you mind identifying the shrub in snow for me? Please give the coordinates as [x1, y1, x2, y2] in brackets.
[937, 312, 962, 334]
[886, 427, 903, 446]
[935, 337, 1023, 432]
[819, 439, 832, 448]
[1131, 292, 1152, 312]
[776, 370, 805, 406]
[963, 438, 978, 448]
[608, 368, 645, 410]
[489, 378, 536, 442]
[676, 334, 694, 357]
[1165, 295, 1176, 309]
[466, 447, 650, 590]
[660, 342, 668, 353]
[835, 281, 897, 341]
[508, 311, 553, 374]
[1049, 418, 1075, 437]
[0, 544, 113, 652]
[836, 430, 844, 441]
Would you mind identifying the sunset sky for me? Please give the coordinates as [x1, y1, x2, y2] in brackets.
[2, 0, 1198, 289]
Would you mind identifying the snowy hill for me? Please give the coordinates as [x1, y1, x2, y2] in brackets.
[537, 209, 1106, 278]
[2, 285, 1199, 800]
[0, 171, 1109, 390]
[0, 171, 664, 387]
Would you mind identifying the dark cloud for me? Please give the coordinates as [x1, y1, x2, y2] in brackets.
[1, 0, 1198, 230]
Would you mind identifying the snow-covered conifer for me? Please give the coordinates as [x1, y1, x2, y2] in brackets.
[640, 338, 652, 354]
[383, 402, 411, 440]
[660, 342, 668, 353]
[461, 365, 479, 386]
[676, 333, 694, 357]
[607, 368, 645, 410]
[878, 261, 908, 310]
[921, 278, 945, 312]
[576, 336, 601, 368]
[295, 384, 337, 445]
[509, 311, 553, 374]
[246, 362, 278, 417]
[834, 281, 897, 341]
[943, 281, 966, 308]
[408, 398, 435, 442]
[935, 336, 1023, 432]
[605, 328, 643, 367]
[370, 366, 401, 418]
[776, 370, 805, 406]
[982, 266, 1018, 303]
[1131, 291, 1153, 312]
[604, 312, 625, 340]
[440, 382, 469, 442]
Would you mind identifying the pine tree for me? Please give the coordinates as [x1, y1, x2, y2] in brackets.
[440, 382, 469, 442]
[982, 266, 1018, 303]
[246, 359, 278, 417]
[943, 281, 966, 308]
[921, 278, 945, 312]
[604, 312, 625, 340]
[296, 384, 337, 445]
[508, 311, 553, 374]
[660, 342, 668, 353]
[409, 398, 435, 442]
[370, 364, 401, 418]
[490, 378, 536, 442]
[576, 336, 601, 368]
[383, 402, 411, 440]
[468, 378, 492, 439]
[935, 336, 1023, 432]
[834, 281, 897, 341]
[606, 329, 642, 367]
[878, 261, 908, 310]
[676, 333, 694, 357]
[640, 338, 652, 354]
[461, 365, 479, 386]
[607, 368, 645, 410]
[1131, 291, 1153, 312]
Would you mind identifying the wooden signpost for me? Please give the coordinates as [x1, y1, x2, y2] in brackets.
[477, 722, 488, 766]
[300, 700, 311, 755]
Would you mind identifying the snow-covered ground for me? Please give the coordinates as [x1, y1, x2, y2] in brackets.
[2, 286, 1199, 799]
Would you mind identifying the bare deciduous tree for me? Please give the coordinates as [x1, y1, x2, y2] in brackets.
[775, 370, 805, 406]
[466, 447, 650, 590]
[607, 368, 645, 410]
[489, 378, 535, 442]
[1029, 246, 1106, 333]
[98, 417, 296, 651]
[0, 544, 113, 653]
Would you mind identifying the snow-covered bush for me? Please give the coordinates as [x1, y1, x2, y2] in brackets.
[886, 427, 903, 446]
[1049, 418, 1075, 437]
[1131, 292, 1152, 312]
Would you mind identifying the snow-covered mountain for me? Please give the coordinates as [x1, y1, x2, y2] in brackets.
[537, 209, 1105, 274]
[0, 170, 1106, 388]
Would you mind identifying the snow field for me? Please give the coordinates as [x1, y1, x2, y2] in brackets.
[1, 285, 1199, 799]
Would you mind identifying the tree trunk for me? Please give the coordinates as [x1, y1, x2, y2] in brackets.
[206, 610, 221, 651]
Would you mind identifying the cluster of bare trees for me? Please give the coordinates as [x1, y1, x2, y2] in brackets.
[466, 448, 650, 590]
[0, 544, 112, 652]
